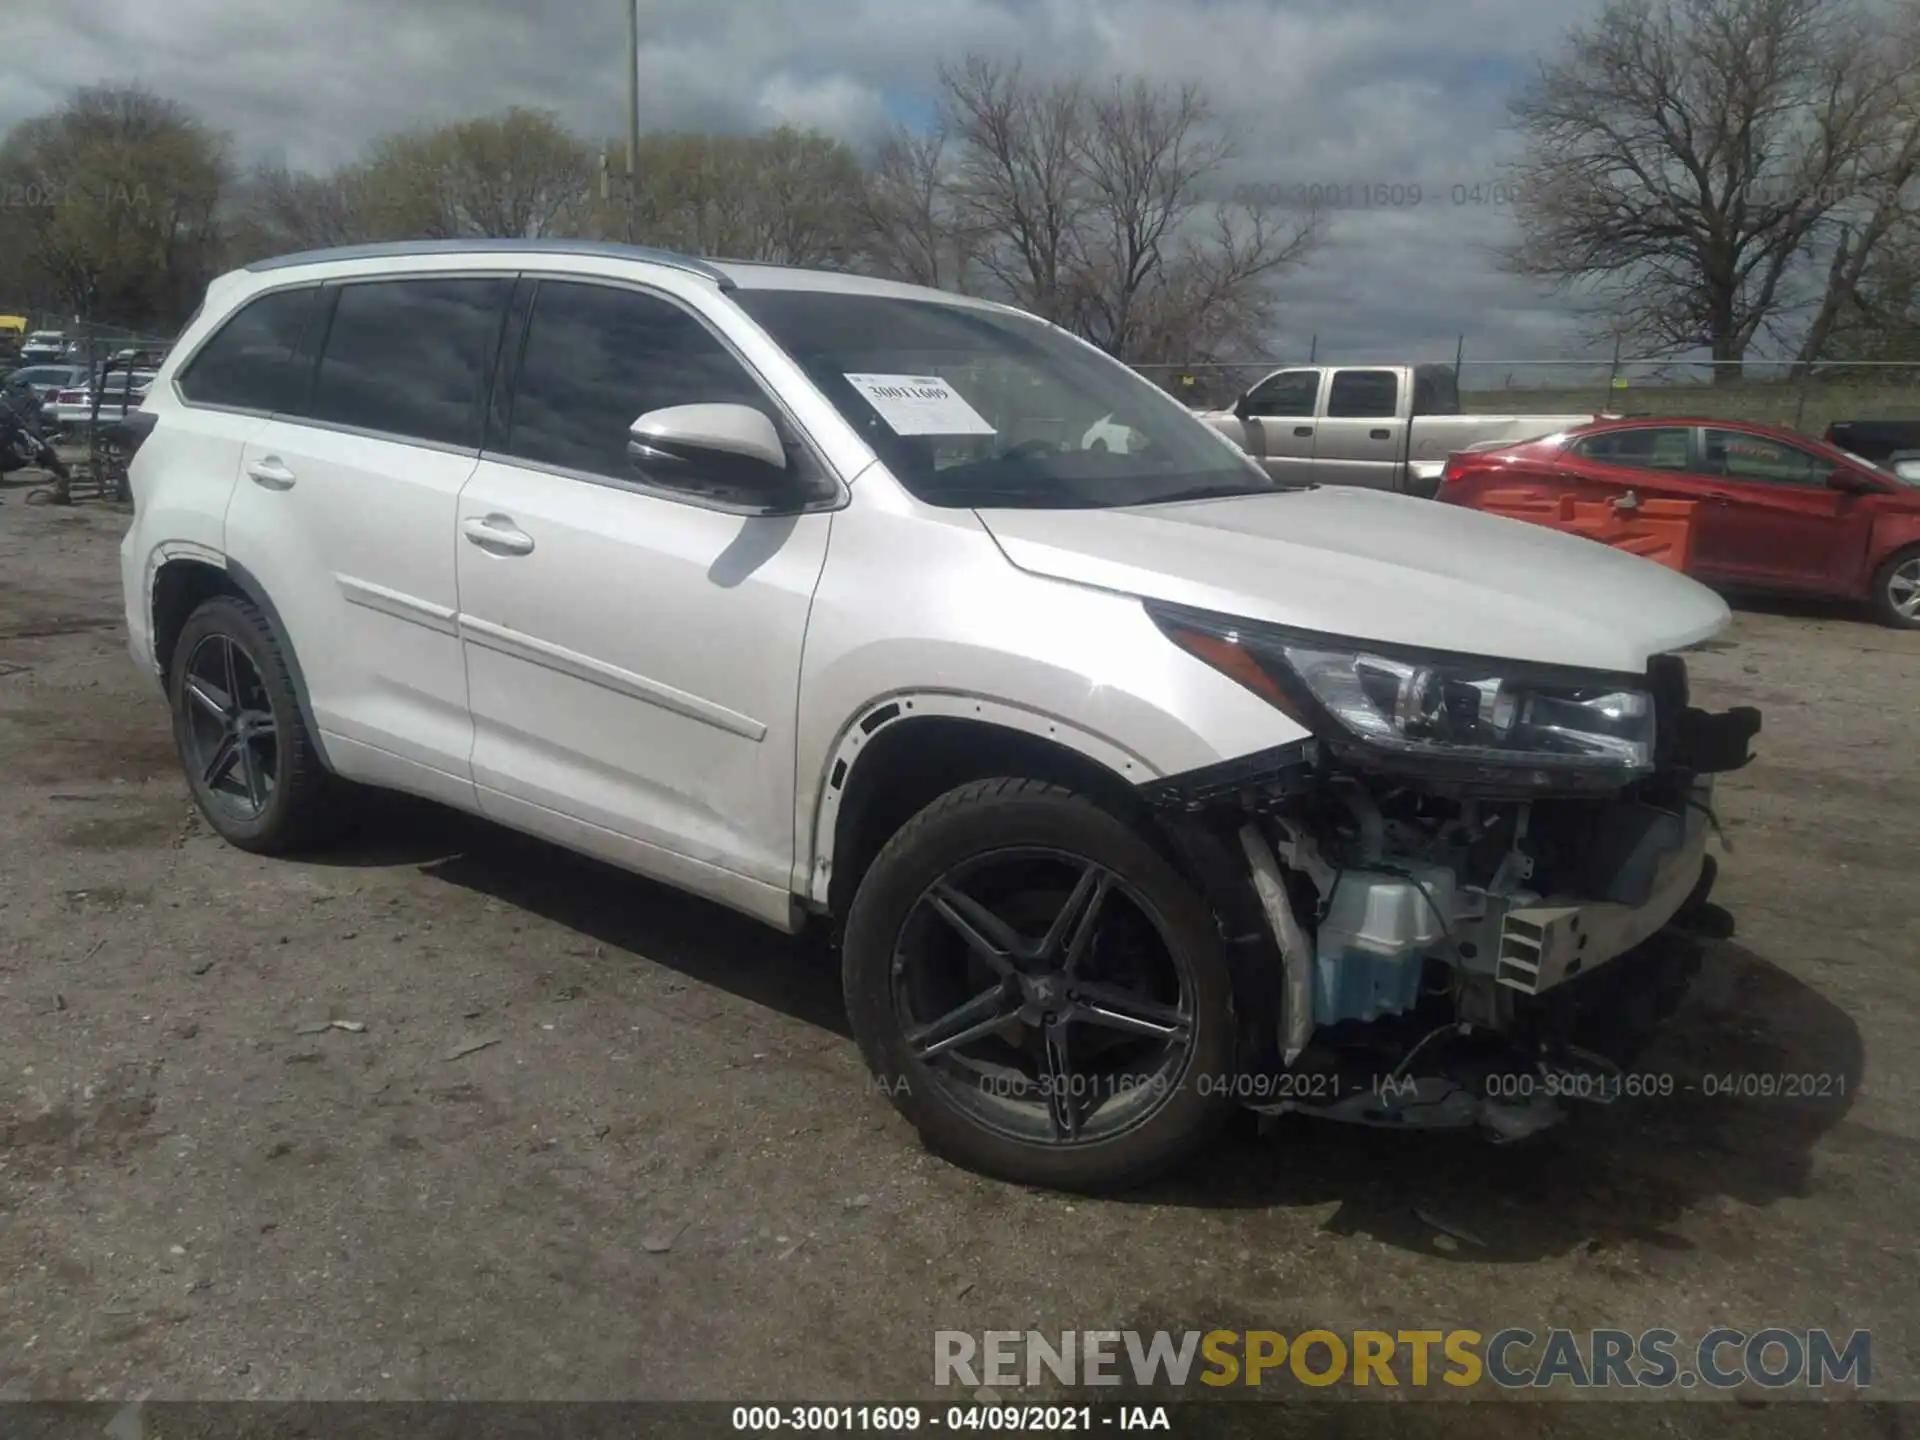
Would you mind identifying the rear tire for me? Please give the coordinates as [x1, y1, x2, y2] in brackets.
[842, 778, 1236, 1192]
[1870, 545, 1920, 629]
[167, 595, 349, 854]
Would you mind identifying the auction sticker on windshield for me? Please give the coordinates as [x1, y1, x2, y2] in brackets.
[844, 374, 997, 436]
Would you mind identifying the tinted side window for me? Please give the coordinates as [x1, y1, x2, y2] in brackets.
[504, 281, 781, 496]
[177, 286, 319, 412]
[1572, 427, 1690, 470]
[308, 277, 511, 447]
[1701, 428, 1826, 486]
[1411, 366, 1459, 416]
[1243, 370, 1318, 418]
[1326, 369, 1400, 418]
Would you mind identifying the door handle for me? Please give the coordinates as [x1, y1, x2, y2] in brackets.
[462, 514, 535, 555]
[1293, 426, 1314, 437]
[1369, 428, 1391, 440]
[245, 457, 296, 489]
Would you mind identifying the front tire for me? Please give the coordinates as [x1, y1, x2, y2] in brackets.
[1871, 545, 1920, 629]
[167, 595, 348, 854]
[842, 778, 1236, 1192]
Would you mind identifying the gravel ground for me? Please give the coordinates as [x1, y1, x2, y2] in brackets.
[1, 492, 1917, 1425]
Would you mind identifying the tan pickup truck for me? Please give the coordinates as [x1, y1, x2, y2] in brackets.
[1194, 363, 1602, 496]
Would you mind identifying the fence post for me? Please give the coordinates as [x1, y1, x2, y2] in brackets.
[1606, 336, 1622, 413]
[1454, 333, 1465, 380]
[1791, 366, 1812, 434]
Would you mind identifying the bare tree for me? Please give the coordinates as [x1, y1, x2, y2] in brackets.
[855, 121, 980, 289]
[226, 163, 378, 260]
[1505, 0, 1904, 375]
[1072, 78, 1316, 359]
[914, 56, 1319, 363]
[1794, 3, 1920, 367]
[941, 57, 1093, 325]
[1122, 203, 1318, 362]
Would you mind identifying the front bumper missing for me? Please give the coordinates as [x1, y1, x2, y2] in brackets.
[1136, 661, 1754, 1135]
[1494, 794, 1710, 996]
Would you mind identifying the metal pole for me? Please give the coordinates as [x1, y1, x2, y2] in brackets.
[1454, 333, 1465, 379]
[1307, 333, 1317, 363]
[626, 0, 640, 245]
[1607, 334, 1622, 412]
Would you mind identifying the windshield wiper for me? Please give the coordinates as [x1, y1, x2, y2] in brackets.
[938, 484, 1090, 507]
[1140, 481, 1315, 504]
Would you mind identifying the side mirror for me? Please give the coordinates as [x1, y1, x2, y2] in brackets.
[1232, 392, 1253, 421]
[628, 402, 790, 490]
[1828, 466, 1878, 495]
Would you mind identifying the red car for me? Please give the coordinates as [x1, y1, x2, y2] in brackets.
[1438, 417, 1920, 628]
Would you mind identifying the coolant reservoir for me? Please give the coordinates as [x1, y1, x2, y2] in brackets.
[1312, 866, 1457, 1025]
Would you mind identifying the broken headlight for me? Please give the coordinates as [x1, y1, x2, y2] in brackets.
[1150, 603, 1655, 782]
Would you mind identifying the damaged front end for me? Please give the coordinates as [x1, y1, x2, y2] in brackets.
[1140, 603, 1761, 1140]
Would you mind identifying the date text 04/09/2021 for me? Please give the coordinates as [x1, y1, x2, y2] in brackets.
[869, 1068, 1856, 1107]
[730, 1405, 1168, 1431]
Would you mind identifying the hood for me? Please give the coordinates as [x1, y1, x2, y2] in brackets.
[976, 487, 1731, 673]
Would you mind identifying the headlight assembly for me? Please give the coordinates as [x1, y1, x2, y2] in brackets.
[1150, 603, 1656, 785]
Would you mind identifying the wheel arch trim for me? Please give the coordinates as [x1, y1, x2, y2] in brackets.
[147, 548, 336, 773]
[1869, 523, 1920, 584]
[800, 690, 1163, 906]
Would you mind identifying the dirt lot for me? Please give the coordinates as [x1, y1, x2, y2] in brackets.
[2, 494, 1918, 1422]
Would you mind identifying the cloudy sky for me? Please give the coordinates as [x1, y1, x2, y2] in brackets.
[0, 0, 1617, 368]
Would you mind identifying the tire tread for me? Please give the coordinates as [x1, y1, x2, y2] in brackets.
[1870, 543, 1920, 629]
[841, 775, 1234, 1193]
[170, 595, 349, 854]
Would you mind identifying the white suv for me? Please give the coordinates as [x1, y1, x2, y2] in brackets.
[120, 240, 1761, 1191]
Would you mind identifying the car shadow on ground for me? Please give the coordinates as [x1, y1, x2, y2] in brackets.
[1120, 935, 1862, 1260]
[1725, 590, 1870, 625]
[305, 791, 1861, 1263]
[305, 789, 850, 1037]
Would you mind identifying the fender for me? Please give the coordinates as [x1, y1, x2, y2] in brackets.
[798, 690, 1163, 905]
[140, 540, 226, 675]
[1868, 511, 1920, 587]
[146, 546, 336, 773]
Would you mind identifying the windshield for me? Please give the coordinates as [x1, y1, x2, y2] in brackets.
[1837, 447, 1920, 487]
[731, 289, 1282, 509]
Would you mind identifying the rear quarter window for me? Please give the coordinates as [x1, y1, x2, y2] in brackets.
[1572, 427, 1691, 469]
[177, 286, 322, 413]
[1326, 369, 1400, 418]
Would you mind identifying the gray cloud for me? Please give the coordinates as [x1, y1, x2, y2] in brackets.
[0, 0, 1608, 359]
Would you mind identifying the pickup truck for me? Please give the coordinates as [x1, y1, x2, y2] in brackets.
[1825, 419, 1920, 464]
[1191, 363, 1603, 495]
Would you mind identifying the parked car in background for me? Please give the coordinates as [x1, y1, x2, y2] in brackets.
[42, 370, 156, 429]
[5, 363, 88, 399]
[1192, 363, 1603, 494]
[1438, 417, 1920, 628]
[117, 238, 1760, 1191]
[19, 331, 68, 364]
[1825, 419, 1920, 464]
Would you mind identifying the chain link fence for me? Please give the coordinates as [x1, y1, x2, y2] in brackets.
[1, 315, 175, 372]
[1130, 358, 1920, 438]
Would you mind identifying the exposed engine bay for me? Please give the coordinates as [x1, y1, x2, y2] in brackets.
[1141, 647, 1763, 1141]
